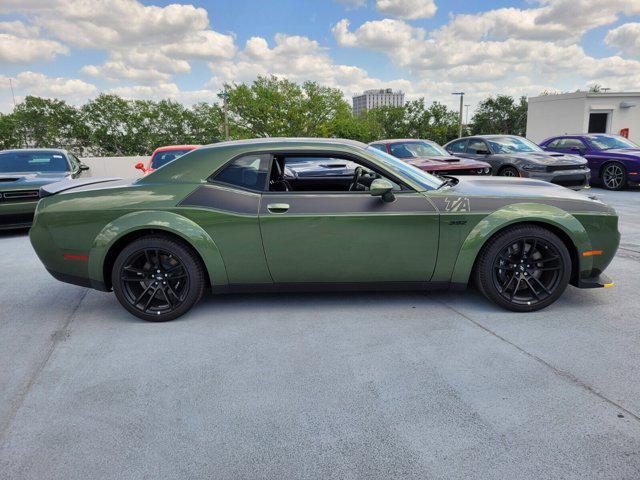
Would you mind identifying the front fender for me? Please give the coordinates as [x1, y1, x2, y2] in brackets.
[88, 210, 228, 288]
[450, 203, 592, 286]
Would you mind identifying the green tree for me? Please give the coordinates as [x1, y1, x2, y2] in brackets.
[10, 96, 86, 151]
[471, 95, 528, 136]
[81, 94, 142, 155]
[225, 76, 352, 138]
[0, 112, 23, 150]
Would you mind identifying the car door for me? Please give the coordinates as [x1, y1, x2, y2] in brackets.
[464, 138, 499, 170]
[258, 153, 440, 284]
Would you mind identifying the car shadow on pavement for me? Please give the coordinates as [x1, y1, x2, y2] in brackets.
[0, 227, 30, 238]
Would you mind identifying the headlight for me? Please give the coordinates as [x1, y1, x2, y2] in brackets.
[522, 164, 546, 172]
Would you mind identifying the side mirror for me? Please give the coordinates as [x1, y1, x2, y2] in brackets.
[370, 178, 395, 202]
[135, 162, 145, 172]
[79, 163, 90, 171]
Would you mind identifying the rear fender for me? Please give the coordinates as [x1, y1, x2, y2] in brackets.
[450, 203, 592, 286]
[88, 210, 228, 287]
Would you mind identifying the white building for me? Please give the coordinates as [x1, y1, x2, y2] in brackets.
[352, 89, 405, 116]
[526, 91, 640, 144]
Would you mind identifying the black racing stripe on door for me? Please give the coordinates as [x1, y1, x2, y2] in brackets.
[260, 193, 435, 215]
[429, 196, 613, 214]
[179, 184, 260, 215]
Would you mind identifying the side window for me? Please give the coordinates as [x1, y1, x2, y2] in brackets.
[559, 138, 586, 150]
[370, 144, 387, 153]
[211, 154, 270, 191]
[447, 140, 466, 153]
[546, 138, 563, 148]
[467, 139, 490, 154]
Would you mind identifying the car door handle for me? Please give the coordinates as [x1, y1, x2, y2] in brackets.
[267, 203, 290, 214]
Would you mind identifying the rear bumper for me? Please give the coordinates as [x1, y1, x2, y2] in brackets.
[46, 268, 109, 291]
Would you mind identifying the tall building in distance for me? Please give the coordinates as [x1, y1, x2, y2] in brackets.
[352, 88, 405, 116]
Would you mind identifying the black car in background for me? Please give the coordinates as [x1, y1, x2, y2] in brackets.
[444, 135, 590, 190]
[0, 149, 89, 229]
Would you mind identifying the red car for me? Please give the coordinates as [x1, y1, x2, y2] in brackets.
[135, 145, 199, 175]
[369, 139, 492, 176]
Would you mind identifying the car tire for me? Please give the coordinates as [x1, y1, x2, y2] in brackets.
[600, 162, 627, 190]
[112, 235, 206, 321]
[474, 224, 571, 312]
[498, 166, 519, 177]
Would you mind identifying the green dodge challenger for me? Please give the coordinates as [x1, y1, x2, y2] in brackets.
[29, 138, 620, 321]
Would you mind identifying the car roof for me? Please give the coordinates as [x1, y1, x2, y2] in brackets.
[152, 145, 199, 153]
[200, 137, 368, 150]
[0, 148, 68, 154]
[371, 139, 438, 144]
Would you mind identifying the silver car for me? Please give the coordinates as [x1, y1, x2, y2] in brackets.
[444, 135, 590, 190]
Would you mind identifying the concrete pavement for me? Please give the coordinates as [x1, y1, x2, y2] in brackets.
[1, 188, 639, 479]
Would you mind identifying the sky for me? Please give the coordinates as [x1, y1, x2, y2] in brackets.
[1, 0, 640, 114]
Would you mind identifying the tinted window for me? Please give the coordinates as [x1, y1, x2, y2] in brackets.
[390, 141, 447, 158]
[370, 144, 387, 152]
[587, 135, 639, 150]
[486, 136, 542, 153]
[555, 138, 586, 150]
[213, 154, 270, 191]
[447, 140, 466, 153]
[0, 150, 70, 173]
[546, 139, 563, 148]
[467, 139, 490, 154]
[151, 149, 193, 169]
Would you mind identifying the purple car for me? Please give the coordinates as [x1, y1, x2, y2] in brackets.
[540, 134, 640, 190]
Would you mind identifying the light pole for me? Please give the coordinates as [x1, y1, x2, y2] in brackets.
[452, 92, 464, 138]
[217, 91, 230, 140]
[464, 104, 470, 126]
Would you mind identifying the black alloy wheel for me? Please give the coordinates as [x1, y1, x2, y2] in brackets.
[112, 236, 205, 321]
[601, 162, 626, 190]
[499, 166, 519, 177]
[475, 225, 571, 312]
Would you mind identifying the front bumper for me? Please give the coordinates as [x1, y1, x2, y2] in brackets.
[576, 273, 614, 289]
[0, 200, 38, 230]
[522, 168, 591, 190]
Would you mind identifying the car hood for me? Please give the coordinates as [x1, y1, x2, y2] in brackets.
[507, 152, 586, 165]
[406, 155, 489, 170]
[443, 175, 606, 203]
[0, 172, 72, 191]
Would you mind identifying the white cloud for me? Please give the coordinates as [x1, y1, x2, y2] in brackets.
[0, 72, 97, 107]
[208, 33, 414, 98]
[376, 0, 437, 20]
[606, 23, 640, 58]
[0, 33, 68, 63]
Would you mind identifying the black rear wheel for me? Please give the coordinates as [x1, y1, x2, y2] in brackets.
[475, 225, 571, 312]
[112, 236, 205, 321]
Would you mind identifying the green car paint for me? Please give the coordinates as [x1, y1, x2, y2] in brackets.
[29, 138, 619, 297]
[0, 149, 87, 230]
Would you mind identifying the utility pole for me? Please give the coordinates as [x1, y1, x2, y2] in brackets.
[464, 104, 470, 126]
[452, 92, 464, 138]
[217, 91, 230, 140]
[9, 78, 25, 148]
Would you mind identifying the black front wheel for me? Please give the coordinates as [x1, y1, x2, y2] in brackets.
[601, 162, 627, 190]
[499, 166, 519, 177]
[475, 225, 571, 312]
[112, 236, 206, 321]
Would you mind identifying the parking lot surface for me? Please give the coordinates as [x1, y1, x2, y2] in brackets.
[1, 188, 639, 479]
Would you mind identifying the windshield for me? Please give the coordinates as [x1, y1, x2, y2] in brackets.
[587, 135, 639, 151]
[365, 146, 444, 190]
[389, 141, 448, 158]
[151, 149, 193, 169]
[486, 136, 542, 154]
[0, 150, 70, 173]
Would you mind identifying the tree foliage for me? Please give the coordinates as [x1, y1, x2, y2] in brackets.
[0, 76, 527, 156]
[471, 95, 527, 136]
